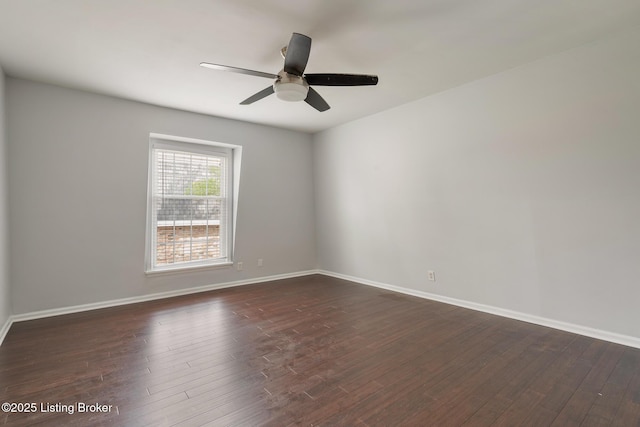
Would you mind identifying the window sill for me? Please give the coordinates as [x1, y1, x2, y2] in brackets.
[145, 261, 234, 276]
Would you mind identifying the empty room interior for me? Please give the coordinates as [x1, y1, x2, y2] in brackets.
[1, 1, 640, 426]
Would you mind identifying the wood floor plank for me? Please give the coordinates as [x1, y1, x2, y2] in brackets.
[1, 274, 639, 426]
[550, 342, 627, 426]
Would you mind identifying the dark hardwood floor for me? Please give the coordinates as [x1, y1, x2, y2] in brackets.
[1, 274, 639, 426]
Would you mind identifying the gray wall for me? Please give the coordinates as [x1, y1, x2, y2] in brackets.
[313, 27, 640, 339]
[7, 79, 316, 314]
[0, 66, 10, 327]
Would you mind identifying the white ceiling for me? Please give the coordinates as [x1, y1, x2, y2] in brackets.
[1, 0, 640, 133]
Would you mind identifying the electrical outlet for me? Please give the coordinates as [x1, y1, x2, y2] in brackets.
[427, 270, 436, 281]
[258, 258, 263, 267]
[237, 261, 243, 271]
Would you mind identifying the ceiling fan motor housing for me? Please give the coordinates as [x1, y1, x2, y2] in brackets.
[274, 71, 309, 102]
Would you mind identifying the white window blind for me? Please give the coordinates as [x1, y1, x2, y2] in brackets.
[146, 137, 233, 272]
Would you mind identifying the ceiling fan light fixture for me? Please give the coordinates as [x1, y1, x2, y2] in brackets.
[273, 71, 309, 102]
[274, 81, 309, 102]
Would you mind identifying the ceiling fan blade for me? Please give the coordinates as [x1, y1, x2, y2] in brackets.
[283, 33, 311, 76]
[200, 62, 277, 79]
[240, 86, 275, 105]
[305, 74, 378, 86]
[304, 87, 330, 112]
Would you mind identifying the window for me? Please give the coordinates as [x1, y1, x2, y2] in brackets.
[145, 134, 238, 273]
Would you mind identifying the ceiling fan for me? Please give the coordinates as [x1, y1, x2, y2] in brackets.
[200, 33, 378, 112]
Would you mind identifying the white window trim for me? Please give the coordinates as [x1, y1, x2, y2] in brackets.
[145, 133, 241, 274]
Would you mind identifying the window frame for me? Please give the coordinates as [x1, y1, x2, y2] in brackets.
[145, 133, 238, 274]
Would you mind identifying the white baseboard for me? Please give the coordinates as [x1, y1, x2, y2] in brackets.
[318, 270, 640, 350]
[0, 316, 12, 347]
[9, 270, 319, 324]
